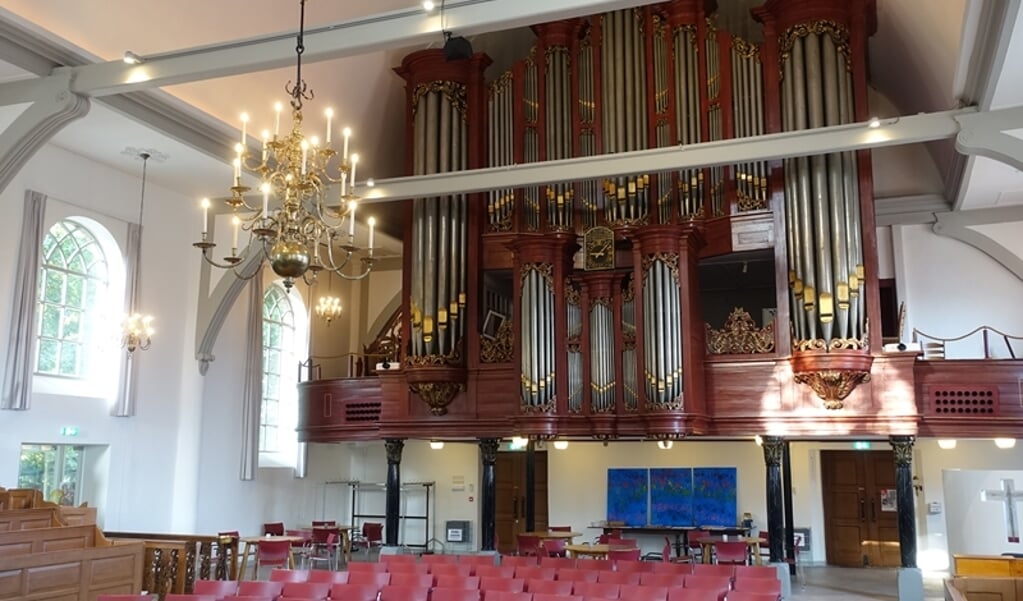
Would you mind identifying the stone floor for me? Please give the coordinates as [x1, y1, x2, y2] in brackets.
[789, 565, 947, 600]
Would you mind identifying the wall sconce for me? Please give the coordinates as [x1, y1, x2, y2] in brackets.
[429, 441, 444, 450]
[552, 440, 569, 450]
[995, 438, 1017, 449]
[937, 439, 957, 450]
[657, 440, 673, 450]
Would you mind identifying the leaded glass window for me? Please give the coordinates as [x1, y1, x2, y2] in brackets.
[261, 285, 295, 452]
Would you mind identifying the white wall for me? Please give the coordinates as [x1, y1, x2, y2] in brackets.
[0, 144, 205, 532]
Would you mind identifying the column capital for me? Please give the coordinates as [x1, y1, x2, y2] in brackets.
[761, 436, 785, 466]
[384, 438, 405, 464]
[889, 435, 915, 467]
[479, 438, 500, 464]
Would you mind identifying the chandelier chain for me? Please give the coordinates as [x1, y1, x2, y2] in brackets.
[287, 0, 314, 112]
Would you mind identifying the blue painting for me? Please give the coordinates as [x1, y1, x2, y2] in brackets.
[649, 468, 693, 526]
[607, 469, 648, 527]
[692, 467, 737, 527]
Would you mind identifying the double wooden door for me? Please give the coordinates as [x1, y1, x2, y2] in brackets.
[495, 451, 548, 554]
[821, 450, 900, 567]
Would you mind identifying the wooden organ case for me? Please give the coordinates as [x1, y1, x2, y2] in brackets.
[298, 0, 928, 443]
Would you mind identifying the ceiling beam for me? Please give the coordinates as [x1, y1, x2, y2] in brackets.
[362, 108, 977, 203]
[0, 0, 656, 105]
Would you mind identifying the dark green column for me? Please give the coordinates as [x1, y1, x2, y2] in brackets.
[384, 438, 404, 546]
[762, 436, 785, 563]
[479, 438, 500, 551]
[890, 435, 917, 568]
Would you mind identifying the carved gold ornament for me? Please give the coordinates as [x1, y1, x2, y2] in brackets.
[706, 308, 776, 355]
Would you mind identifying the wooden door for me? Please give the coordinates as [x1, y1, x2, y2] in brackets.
[495, 451, 548, 554]
[821, 450, 900, 567]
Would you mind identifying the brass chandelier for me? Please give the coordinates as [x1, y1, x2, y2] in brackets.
[193, 0, 376, 290]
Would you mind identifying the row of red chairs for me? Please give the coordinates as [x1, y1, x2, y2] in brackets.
[343, 559, 773, 580]
[259, 569, 779, 592]
[100, 589, 778, 601]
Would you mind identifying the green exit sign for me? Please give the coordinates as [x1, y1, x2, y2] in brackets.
[60, 426, 79, 437]
[852, 441, 872, 450]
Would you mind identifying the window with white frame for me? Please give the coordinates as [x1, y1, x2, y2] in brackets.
[36, 219, 110, 378]
[261, 284, 296, 453]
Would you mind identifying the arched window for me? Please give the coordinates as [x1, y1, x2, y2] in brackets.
[36, 219, 110, 378]
[261, 284, 296, 453]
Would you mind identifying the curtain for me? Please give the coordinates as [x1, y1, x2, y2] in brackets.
[240, 277, 264, 481]
[2, 191, 47, 410]
[112, 222, 142, 417]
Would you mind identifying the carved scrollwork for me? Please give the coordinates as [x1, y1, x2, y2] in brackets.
[793, 335, 869, 352]
[565, 280, 581, 306]
[737, 188, 768, 211]
[405, 351, 460, 368]
[520, 262, 554, 289]
[705, 308, 776, 355]
[641, 252, 680, 286]
[412, 81, 468, 120]
[732, 36, 760, 59]
[409, 382, 464, 416]
[761, 436, 784, 466]
[793, 369, 871, 410]
[481, 319, 514, 364]
[479, 438, 500, 464]
[779, 20, 851, 78]
[890, 436, 915, 467]
[646, 396, 684, 412]
[520, 398, 556, 414]
[384, 439, 405, 463]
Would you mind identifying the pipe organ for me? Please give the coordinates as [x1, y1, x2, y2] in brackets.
[387, 0, 881, 433]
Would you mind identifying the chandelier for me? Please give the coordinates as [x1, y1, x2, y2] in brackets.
[122, 152, 155, 353]
[193, 0, 376, 290]
[316, 272, 342, 326]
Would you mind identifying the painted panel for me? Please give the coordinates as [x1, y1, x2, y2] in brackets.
[692, 467, 737, 526]
[607, 468, 648, 527]
[650, 468, 694, 526]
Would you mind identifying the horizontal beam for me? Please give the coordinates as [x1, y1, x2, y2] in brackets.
[0, 0, 656, 105]
[362, 108, 978, 204]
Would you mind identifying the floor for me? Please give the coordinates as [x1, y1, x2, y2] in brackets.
[790, 565, 947, 600]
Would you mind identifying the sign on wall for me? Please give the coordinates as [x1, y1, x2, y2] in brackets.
[608, 467, 738, 527]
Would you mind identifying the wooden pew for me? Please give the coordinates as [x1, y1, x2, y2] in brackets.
[954, 554, 1023, 578]
[0, 507, 64, 531]
[0, 526, 144, 600]
[946, 577, 1023, 601]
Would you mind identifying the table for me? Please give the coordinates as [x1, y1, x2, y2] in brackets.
[238, 535, 306, 579]
[565, 543, 636, 558]
[695, 535, 766, 565]
[592, 525, 750, 559]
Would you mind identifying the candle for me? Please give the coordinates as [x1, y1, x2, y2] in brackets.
[274, 102, 283, 137]
[261, 130, 269, 161]
[348, 200, 357, 238]
[342, 127, 351, 159]
[367, 216, 376, 256]
[261, 182, 270, 217]
[201, 198, 210, 235]
[341, 172, 347, 198]
[350, 154, 359, 191]
[231, 215, 240, 250]
[325, 108, 334, 144]
[233, 157, 241, 186]
[301, 139, 309, 175]
[240, 112, 249, 144]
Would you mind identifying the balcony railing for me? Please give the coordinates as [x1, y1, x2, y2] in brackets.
[913, 326, 1022, 360]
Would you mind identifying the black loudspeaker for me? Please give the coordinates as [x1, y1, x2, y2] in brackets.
[443, 35, 473, 61]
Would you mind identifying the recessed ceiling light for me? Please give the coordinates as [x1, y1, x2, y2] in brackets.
[422, 1, 435, 11]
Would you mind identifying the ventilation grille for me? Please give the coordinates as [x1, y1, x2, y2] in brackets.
[927, 386, 997, 415]
[345, 401, 382, 422]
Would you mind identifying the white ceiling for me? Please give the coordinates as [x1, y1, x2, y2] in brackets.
[0, 0, 1021, 223]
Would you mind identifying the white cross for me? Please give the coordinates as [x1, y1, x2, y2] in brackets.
[982, 479, 1023, 543]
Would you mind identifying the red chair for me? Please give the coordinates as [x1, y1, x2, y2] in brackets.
[554, 568, 598, 583]
[430, 588, 482, 601]
[731, 579, 780, 595]
[527, 579, 573, 595]
[597, 570, 641, 585]
[312, 520, 336, 527]
[483, 592, 532, 601]
[231, 597, 274, 601]
[456, 554, 496, 567]
[725, 592, 781, 601]
[539, 556, 575, 570]
[280, 581, 331, 600]
[432, 563, 473, 577]
[572, 581, 620, 599]
[165, 596, 216, 601]
[515, 566, 556, 581]
[237, 580, 286, 597]
[501, 554, 538, 567]
[608, 548, 641, 562]
[605, 537, 638, 548]
[684, 574, 732, 592]
[353, 522, 384, 556]
[387, 562, 430, 574]
[348, 561, 388, 572]
[733, 565, 777, 580]
[252, 539, 293, 578]
[434, 574, 479, 589]
[329, 583, 381, 601]
[620, 584, 670, 601]
[270, 568, 310, 582]
[530, 594, 575, 601]
[379, 585, 430, 601]
[307, 529, 341, 571]
[193, 579, 239, 597]
[575, 558, 613, 571]
[691, 564, 734, 579]
[640, 572, 687, 587]
[348, 571, 391, 587]
[389, 572, 433, 588]
[423, 553, 460, 565]
[669, 588, 724, 601]
[96, 596, 153, 601]
[615, 558, 656, 572]
[380, 553, 418, 565]
[516, 534, 542, 556]
[714, 541, 749, 565]
[475, 565, 515, 579]
[307, 569, 349, 583]
[263, 522, 285, 536]
[479, 577, 526, 593]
